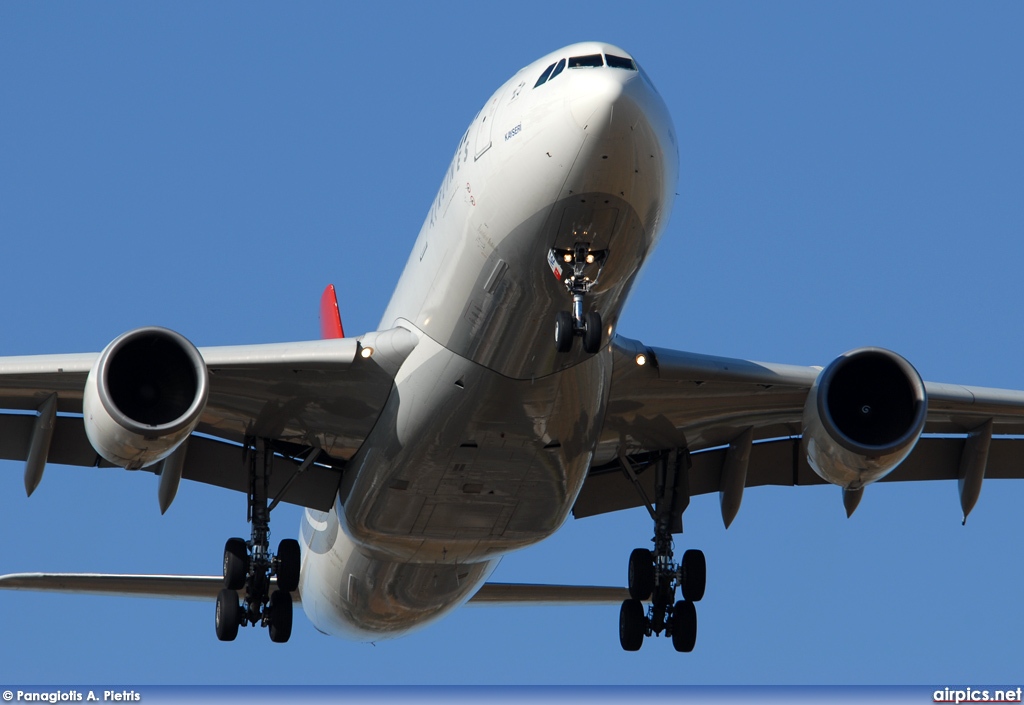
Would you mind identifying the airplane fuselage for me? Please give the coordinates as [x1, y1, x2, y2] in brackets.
[297, 42, 678, 639]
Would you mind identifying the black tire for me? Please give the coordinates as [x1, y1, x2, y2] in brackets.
[680, 549, 706, 602]
[276, 538, 301, 593]
[627, 548, 655, 601]
[671, 600, 697, 653]
[583, 311, 602, 354]
[215, 588, 240, 642]
[223, 537, 248, 591]
[554, 311, 574, 353]
[268, 590, 293, 644]
[618, 598, 645, 652]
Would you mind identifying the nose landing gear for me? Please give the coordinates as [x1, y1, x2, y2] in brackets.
[549, 244, 607, 354]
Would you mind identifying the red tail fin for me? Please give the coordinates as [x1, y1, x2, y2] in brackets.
[319, 284, 345, 339]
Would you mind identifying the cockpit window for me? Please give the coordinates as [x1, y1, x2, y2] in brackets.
[531, 52, 635, 91]
[534, 62, 556, 88]
[605, 54, 637, 71]
[549, 58, 566, 80]
[568, 54, 604, 68]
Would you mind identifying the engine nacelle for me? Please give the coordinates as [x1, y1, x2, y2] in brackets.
[83, 327, 209, 470]
[802, 347, 927, 490]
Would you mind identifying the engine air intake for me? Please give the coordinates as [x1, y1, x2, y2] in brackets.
[107, 333, 200, 427]
[824, 350, 920, 450]
[803, 347, 927, 490]
[84, 327, 209, 469]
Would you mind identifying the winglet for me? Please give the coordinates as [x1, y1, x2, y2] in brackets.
[319, 284, 345, 339]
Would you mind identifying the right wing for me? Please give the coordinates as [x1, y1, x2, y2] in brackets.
[0, 327, 418, 511]
[576, 336, 1024, 522]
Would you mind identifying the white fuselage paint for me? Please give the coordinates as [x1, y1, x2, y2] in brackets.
[297, 42, 678, 640]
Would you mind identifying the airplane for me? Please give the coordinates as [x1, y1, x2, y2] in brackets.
[2, 40, 1023, 654]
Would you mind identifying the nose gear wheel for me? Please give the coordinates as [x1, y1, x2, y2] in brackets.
[549, 243, 607, 354]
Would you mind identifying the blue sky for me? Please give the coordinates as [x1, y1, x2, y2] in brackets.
[1, 1, 1023, 686]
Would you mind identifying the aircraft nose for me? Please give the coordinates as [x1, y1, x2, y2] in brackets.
[567, 68, 631, 131]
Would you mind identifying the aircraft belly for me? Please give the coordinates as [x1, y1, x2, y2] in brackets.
[299, 504, 499, 640]
[338, 332, 612, 564]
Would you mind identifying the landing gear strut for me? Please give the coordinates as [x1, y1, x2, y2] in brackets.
[618, 448, 706, 653]
[550, 243, 607, 354]
[215, 438, 302, 643]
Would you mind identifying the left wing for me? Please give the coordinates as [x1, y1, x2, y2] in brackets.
[0, 327, 418, 510]
[0, 573, 628, 606]
[576, 336, 1024, 522]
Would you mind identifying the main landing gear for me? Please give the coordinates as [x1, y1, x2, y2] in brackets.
[550, 243, 607, 355]
[617, 448, 706, 653]
[215, 438, 302, 644]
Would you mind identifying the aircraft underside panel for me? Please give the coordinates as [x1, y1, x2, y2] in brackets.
[337, 331, 613, 565]
[299, 504, 499, 640]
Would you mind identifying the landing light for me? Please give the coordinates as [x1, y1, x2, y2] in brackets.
[563, 253, 572, 263]
[360, 346, 374, 359]
[586, 254, 595, 264]
[635, 353, 647, 366]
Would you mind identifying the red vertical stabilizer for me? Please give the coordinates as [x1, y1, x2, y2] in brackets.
[319, 284, 345, 339]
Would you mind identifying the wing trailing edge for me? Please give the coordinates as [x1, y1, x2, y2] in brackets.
[468, 583, 629, 606]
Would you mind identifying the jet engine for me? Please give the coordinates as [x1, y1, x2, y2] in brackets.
[802, 347, 927, 490]
[83, 327, 209, 470]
